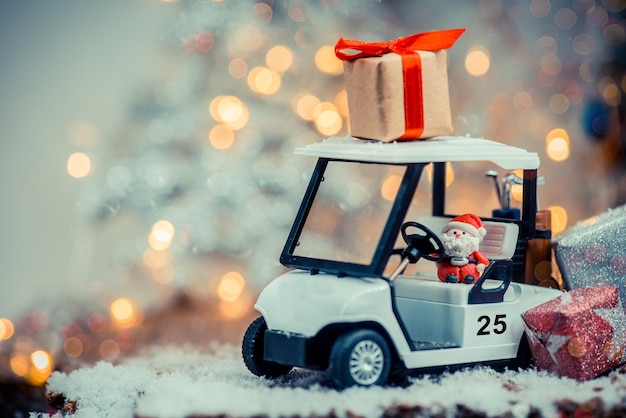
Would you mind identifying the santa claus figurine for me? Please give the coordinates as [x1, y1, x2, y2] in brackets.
[437, 213, 490, 284]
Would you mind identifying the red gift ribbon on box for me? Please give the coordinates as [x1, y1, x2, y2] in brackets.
[335, 29, 465, 139]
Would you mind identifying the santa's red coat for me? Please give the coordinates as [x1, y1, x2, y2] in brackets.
[436, 250, 490, 284]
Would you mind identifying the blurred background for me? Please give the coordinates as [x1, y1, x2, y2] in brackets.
[0, 0, 624, 407]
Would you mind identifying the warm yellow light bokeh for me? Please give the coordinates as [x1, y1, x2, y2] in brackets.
[465, 46, 490, 76]
[334, 90, 349, 117]
[67, 152, 92, 178]
[315, 45, 343, 74]
[219, 295, 252, 320]
[216, 271, 245, 302]
[546, 128, 570, 162]
[208, 124, 235, 150]
[27, 350, 53, 385]
[0, 318, 14, 341]
[294, 93, 321, 121]
[315, 109, 342, 136]
[31, 350, 51, 370]
[248, 66, 281, 95]
[549, 205, 568, 234]
[266, 45, 293, 73]
[310, 102, 342, 135]
[149, 220, 176, 250]
[381, 174, 402, 201]
[211, 96, 249, 130]
[110, 297, 136, 326]
[425, 162, 455, 187]
[10, 354, 29, 377]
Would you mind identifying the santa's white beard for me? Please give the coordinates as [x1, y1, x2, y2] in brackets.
[441, 234, 480, 258]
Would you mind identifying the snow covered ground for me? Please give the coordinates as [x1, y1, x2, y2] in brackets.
[37, 344, 626, 417]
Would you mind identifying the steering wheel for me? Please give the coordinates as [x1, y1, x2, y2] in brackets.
[400, 221, 445, 263]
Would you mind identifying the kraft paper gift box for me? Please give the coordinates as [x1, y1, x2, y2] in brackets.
[335, 29, 465, 142]
[522, 286, 626, 381]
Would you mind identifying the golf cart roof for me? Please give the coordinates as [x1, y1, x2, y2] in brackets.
[295, 136, 540, 170]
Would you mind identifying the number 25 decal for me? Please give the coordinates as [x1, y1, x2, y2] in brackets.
[477, 314, 507, 335]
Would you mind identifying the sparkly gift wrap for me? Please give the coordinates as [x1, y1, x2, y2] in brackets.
[552, 204, 626, 300]
[522, 286, 626, 381]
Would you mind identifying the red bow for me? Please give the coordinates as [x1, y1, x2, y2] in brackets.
[335, 28, 466, 61]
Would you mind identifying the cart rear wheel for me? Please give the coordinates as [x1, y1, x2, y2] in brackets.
[329, 329, 391, 388]
[242, 316, 293, 378]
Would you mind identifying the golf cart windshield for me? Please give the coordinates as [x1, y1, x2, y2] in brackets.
[281, 159, 425, 277]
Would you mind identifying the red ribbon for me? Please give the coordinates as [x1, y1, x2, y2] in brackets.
[335, 29, 465, 139]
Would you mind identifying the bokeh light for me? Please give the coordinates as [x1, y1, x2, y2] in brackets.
[554, 8, 577, 29]
[266, 45, 294, 73]
[549, 93, 570, 114]
[530, 0, 551, 17]
[334, 90, 349, 117]
[603, 21, 626, 45]
[0, 318, 14, 341]
[67, 152, 92, 178]
[425, 162, 455, 187]
[110, 297, 137, 327]
[599, 76, 621, 106]
[208, 124, 235, 150]
[251, 2, 273, 24]
[381, 174, 402, 201]
[233, 23, 263, 52]
[315, 45, 343, 74]
[513, 91, 533, 112]
[247, 66, 281, 95]
[228, 58, 248, 79]
[87, 312, 108, 333]
[549, 205, 568, 234]
[573, 33, 595, 55]
[314, 102, 342, 136]
[63, 337, 83, 358]
[209, 96, 249, 130]
[546, 128, 570, 162]
[216, 271, 245, 302]
[293, 93, 321, 121]
[465, 46, 490, 76]
[219, 294, 253, 320]
[28, 350, 53, 386]
[99, 339, 120, 361]
[149, 220, 176, 251]
[288, 0, 310, 22]
[10, 354, 29, 377]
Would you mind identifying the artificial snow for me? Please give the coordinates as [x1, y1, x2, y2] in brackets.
[35, 344, 626, 418]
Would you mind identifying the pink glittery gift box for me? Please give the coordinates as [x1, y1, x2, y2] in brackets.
[522, 286, 626, 381]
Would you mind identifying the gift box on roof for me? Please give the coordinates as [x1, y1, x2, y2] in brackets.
[522, 286, 626, 381]
[552, 204, 626, 301]
[335, 28, 464, 142]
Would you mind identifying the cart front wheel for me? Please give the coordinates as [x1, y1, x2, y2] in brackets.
[242, 316, 292, 378]
[329, 329, 391, 388]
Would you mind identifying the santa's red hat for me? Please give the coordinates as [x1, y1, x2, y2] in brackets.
[442, 213, 487, 239]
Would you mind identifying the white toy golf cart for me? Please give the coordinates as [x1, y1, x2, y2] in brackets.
[242, 136, 562, 388]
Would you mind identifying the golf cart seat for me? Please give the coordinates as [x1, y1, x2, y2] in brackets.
[394, 216, 519, 305]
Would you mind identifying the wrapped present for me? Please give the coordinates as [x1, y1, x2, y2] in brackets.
[335, 29, 465, 142]
[522, 286, 626, 381]
[552, 204, 626, 302]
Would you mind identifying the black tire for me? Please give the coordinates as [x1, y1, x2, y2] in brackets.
[329, 329, 391, 388]
[242, 316, 293, 378]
